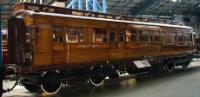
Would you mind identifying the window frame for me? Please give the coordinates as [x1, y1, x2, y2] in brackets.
[94, 28, 108, 43]
[52, 25, 66, 43]
[160, 32, 166, 44]
[177, 32, 183, 42]
[148, 31, 154, 42]
[109, 29, 126, 43]
[183, 32, 190, 42]
[117, 30, 126, 42]
[65, 26, 85, 44]
[126, 30, 139, 43]
[165, 32, 176, 44]
[154, 31, 161, 42]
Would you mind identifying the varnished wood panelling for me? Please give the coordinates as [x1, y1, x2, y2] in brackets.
[23, 15, 32, 26]
[33, 53, 51, 66]
[17, 11, 195, 70]
[66, 44, 110, 64]
[52, 43, 65, 64]
[34, 24, 51, 52]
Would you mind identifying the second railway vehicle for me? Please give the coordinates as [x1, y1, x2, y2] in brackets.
[1, 2, 196, 95]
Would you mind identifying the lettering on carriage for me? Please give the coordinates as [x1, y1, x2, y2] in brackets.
[78, 44, 98, 48]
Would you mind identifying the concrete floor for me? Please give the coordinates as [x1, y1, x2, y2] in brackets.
[2, 59, 200, 97]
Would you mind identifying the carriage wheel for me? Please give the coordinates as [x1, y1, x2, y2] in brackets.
[22, 79, 39, 92]
[89, 75, 105, 87]
[164, 63, 175, 72]
[40, 71, 62, 95]
[88, 66, 106, 87]
[2, 66, 18, 92]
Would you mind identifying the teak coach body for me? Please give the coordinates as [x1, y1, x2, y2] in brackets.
[2, 3, 196, 95]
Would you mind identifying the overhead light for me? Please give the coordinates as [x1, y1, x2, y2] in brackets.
[171, 0, 177, 2]
[171, 0, 182, 2]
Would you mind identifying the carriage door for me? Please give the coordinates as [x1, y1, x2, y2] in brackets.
[52, 25, 66, 65]
[109, 29, 126, 59]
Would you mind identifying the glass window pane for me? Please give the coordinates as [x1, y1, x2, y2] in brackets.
[110, 32, 115, 42]
[190, 33, 192, 42]
[139, 30, 147, 41]
[154, 32, 160, 41]
[109, 30, 125, 42]
[66, 27, 84, 43]
[183, 33, 189, 41]
[127, 30, 137, 43]
[53, 25, 65, 43]
[177, 32, 183, 41]
[95, 29, 107, 43]
[118, 31, 125, 42]
[161, 32, 166, 42]
[149, 31, 154, 42]
[166, 32, 176, 43]
[67, 30, 78, 43]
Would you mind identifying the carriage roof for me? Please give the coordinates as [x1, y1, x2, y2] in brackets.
[14, 10, 194, 33]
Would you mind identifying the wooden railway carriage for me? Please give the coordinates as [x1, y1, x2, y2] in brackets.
[2, 3, 196, 95]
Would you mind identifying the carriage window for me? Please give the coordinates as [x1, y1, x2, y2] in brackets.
[189, 33, 193, 42]
[66, 27, 84, 43]
[94, 29, 107, 43]
[139, 30, 148, 41]
[169, 32, 176, 43]
[118, 31, 125, 42]
[52, 25, 65, 43]
[110, 32, 116, 42]
[149, 31, 154, 42]
[183, 33, 189, 41]
[161, 32, 166, 42]
[109, 30, 125, 42]
[127, 30, 137, 42]
[154, 32, 160, 41]
[177, 32, 183, 42]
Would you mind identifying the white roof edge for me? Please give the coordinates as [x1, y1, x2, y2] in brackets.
[15, 10, 193, 30]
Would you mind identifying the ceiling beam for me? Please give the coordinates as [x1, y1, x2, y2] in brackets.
[131, 0, 161, 15]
